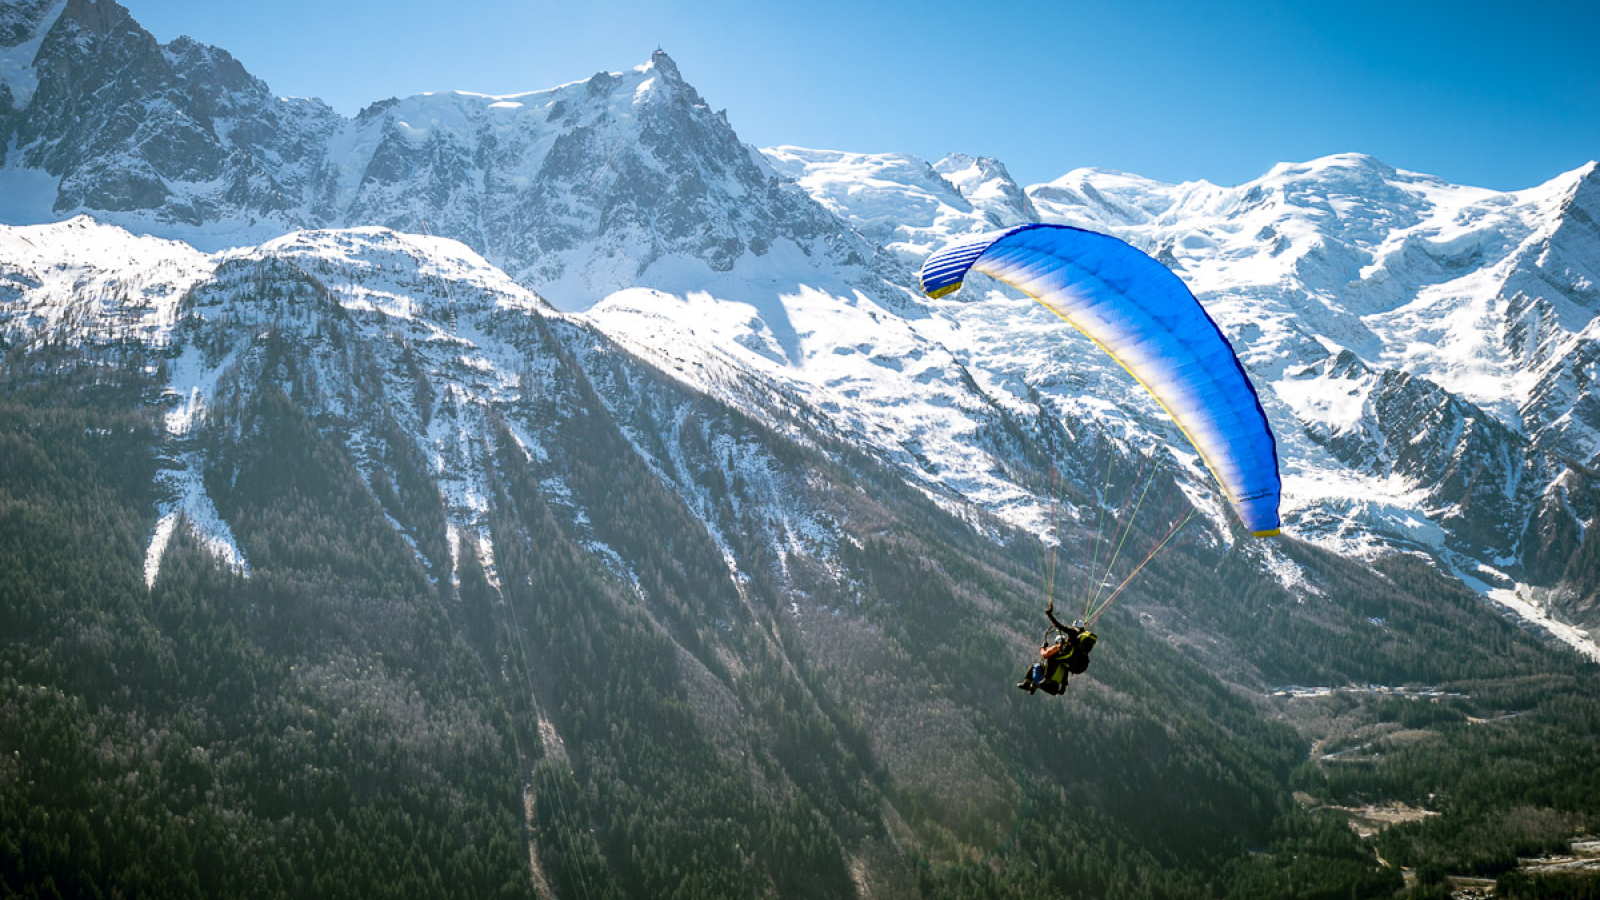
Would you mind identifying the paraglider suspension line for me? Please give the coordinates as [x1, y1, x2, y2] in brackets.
[1079, 443, 1116, 617]
[1082, 455, 1158, 623]
[1085, 508, 1196, 627]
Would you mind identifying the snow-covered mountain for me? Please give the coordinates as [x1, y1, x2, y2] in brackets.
[4, 0, 1600, 660]
[761, 146, 1600, 654]
[1, 0, 871, 309]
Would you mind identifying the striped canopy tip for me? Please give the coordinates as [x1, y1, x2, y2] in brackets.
[918, 226, 1032, 300]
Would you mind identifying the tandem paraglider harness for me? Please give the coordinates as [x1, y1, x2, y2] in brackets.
[1022, 623, 1096, 696]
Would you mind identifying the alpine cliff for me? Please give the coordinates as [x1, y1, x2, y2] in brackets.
[1, 0, 872, 305]
[4, 3, 1600, 900]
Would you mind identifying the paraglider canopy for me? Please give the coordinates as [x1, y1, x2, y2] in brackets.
[920, 223, 1281, 537]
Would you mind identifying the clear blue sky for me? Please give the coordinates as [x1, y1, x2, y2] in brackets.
[121, 0, 1598, 191]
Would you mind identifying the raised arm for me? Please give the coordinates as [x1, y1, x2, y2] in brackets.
[1046, 605, 1076, 634]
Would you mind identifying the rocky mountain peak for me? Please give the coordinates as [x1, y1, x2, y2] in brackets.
[1494, 159, 1600, 344]
[52, 0, 129, 40]
[325, 51, 874, 309]
[646, 47, 682, 82]
[0, 0, 868, 306]
[0, 0, 60, 50]
[934, 152, 1038, 226]
[162, 35, 264, 102]
[583, 68, 619, 97]
[1553, 160, 1600, 249]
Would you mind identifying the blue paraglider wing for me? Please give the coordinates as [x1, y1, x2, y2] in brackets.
[920, 223, 1281, 536]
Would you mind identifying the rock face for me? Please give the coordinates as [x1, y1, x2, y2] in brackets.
[327, 50, 877, 307]
[1, 4, 870, 307]
[933, 153, 1038, 228]
[5, 0, 340, 222]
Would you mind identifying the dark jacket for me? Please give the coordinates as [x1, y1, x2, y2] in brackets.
[1040, 611, 1095, 685]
